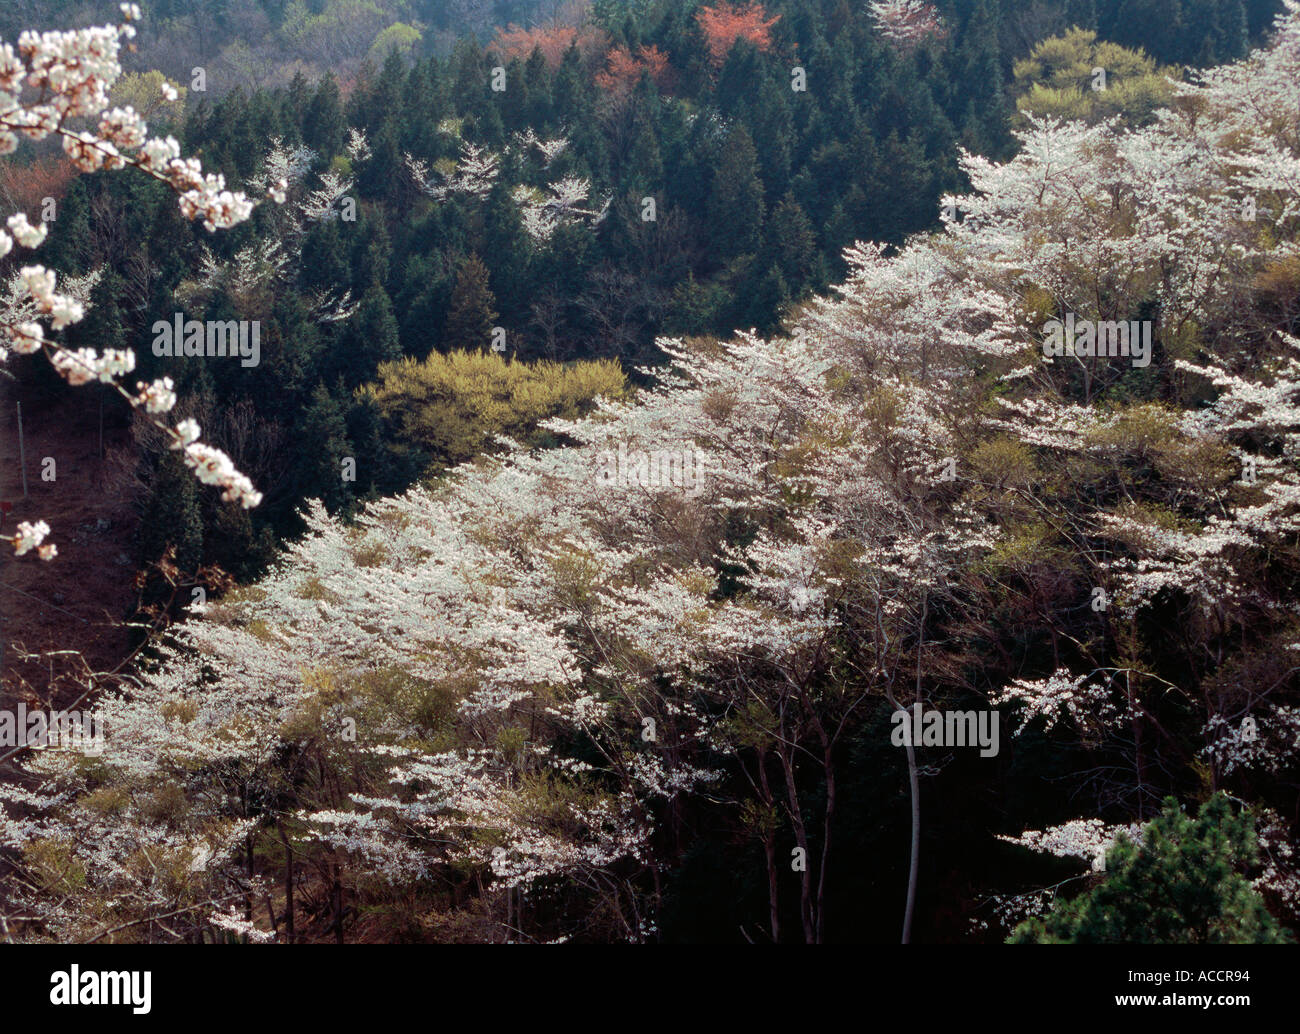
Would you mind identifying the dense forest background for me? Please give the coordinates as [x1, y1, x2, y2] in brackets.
[4, 0, 1284, 584]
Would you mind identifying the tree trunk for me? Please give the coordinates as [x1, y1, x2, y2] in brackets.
[889, 591, 927, 944]
[778, 741, 815, 944]
[279, 822, 295, 944]
[815, 733, 835, 944]
[332, 864, 344, 944]
[757, 749, 780, 943]
[901, 732, 920, 944]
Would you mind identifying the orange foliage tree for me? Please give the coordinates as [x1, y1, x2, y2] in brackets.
[489, 23, 609, 70]
[0, 156, 76, 216]
[594, 44, 673, 95]
[696, 1, 780, 67]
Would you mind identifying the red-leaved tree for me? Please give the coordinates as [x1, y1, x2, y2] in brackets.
[489, 22, 609, 70]
[594, 44, 673, 95]
[696, 1, 780, 67]
[0, 157, 77, 218]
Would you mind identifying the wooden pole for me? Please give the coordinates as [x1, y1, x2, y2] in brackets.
[16, 401, 28, 499]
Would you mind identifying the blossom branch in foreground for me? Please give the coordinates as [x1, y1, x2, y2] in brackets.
[0, 4, 277, 558]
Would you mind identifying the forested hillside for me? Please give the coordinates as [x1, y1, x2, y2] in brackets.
[3, 0, 1284, 596]
[1, 0, 1297, 947]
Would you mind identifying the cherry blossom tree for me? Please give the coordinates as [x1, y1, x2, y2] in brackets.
[406, 133, 609, 248]
[5, 2, 1300, 945]
[868, 1, 948, 54]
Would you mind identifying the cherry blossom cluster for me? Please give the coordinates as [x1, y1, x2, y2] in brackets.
[0, 9, 291, 557]
[1253, 809, 1300, 922]
[999, 818, 1145, 872]
[176, 440, 263, 509]
[512, 176, 608, 244]
[5, 518, 55, 560]
[214, 138, 360, 329]
[182, 141, 359, 323]
[405, 134, 609, 247]
[868, 1, 947, 53]
[970, 888, 1056, 936]
[513, 127, 568, 167]
[405, 141, 500, 201]
[1200, 707, 1300, 775]
[0, 8, 274, 230]
[991, 669, 1122, 735]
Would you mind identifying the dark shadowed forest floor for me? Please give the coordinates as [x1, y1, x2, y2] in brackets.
[0, 382, 137, 718]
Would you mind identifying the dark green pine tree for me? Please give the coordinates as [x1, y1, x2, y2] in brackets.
[257, 293, 322, 410]
[200, 292, 248, 402]
[553, 42, 592, 124]
[444, 254, 499, 352]
[1011, 795, 1293, 944]
[709, 125, 765, 262]
[240, 91, 285, 178]
[300, 218, 350, 297]
[403, 59, 448, 156]
[785, 0, 826, 63]
[534, 220, 595, 304]
[745, 263, 790, 336]
[396, 255, 453, 360]
[524, 47, 552, 126]
[867, 130, 938, 243]
[716, 40, 765, 119]
[666, 272, 725, 336]
[959, 98, 996, 157]
[763, 195, 820, 295]
[949, 0, 1009, 155]
[671, 111, 717, 219]
[450, 37, 494, 126]
[819, 34, 859, 143]
[1112, 0, 1184, 63]
[1184, 0, 1227, 64]
[285, 70, 312, 132]
[482, 179, 530, 323]
[138, 451, 205, 575]
[398, 60, 438, 150]
[499, 57, 531, 131]
[302, 72, 345, 159]
[363, 49, 408, 135]
[821, 200, 858, 280]
[1195, 0, 1251, 64]
[39, 178, 92, 274]
[346, 387, 428, 499]
[342, 282, 402, 385]
[296, 381, 354, 513]
[144, 185, 192, 287]
[357, 121, 406, 206]
[350, 214, 392, 297]
[1224, 0, 1251, 61]
[69, 270, 126, 354]
[824, 0, 851, 41]
[623, 114, 665, 196]
[741, 72, 795, 202]
[1245, 0, 1280, 37]
[1066, 0, 1099, 29]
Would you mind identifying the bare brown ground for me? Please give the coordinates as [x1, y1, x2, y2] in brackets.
[0, 382, 139, 719]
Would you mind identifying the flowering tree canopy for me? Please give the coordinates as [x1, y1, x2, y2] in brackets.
[2, 2, 1299, 945]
